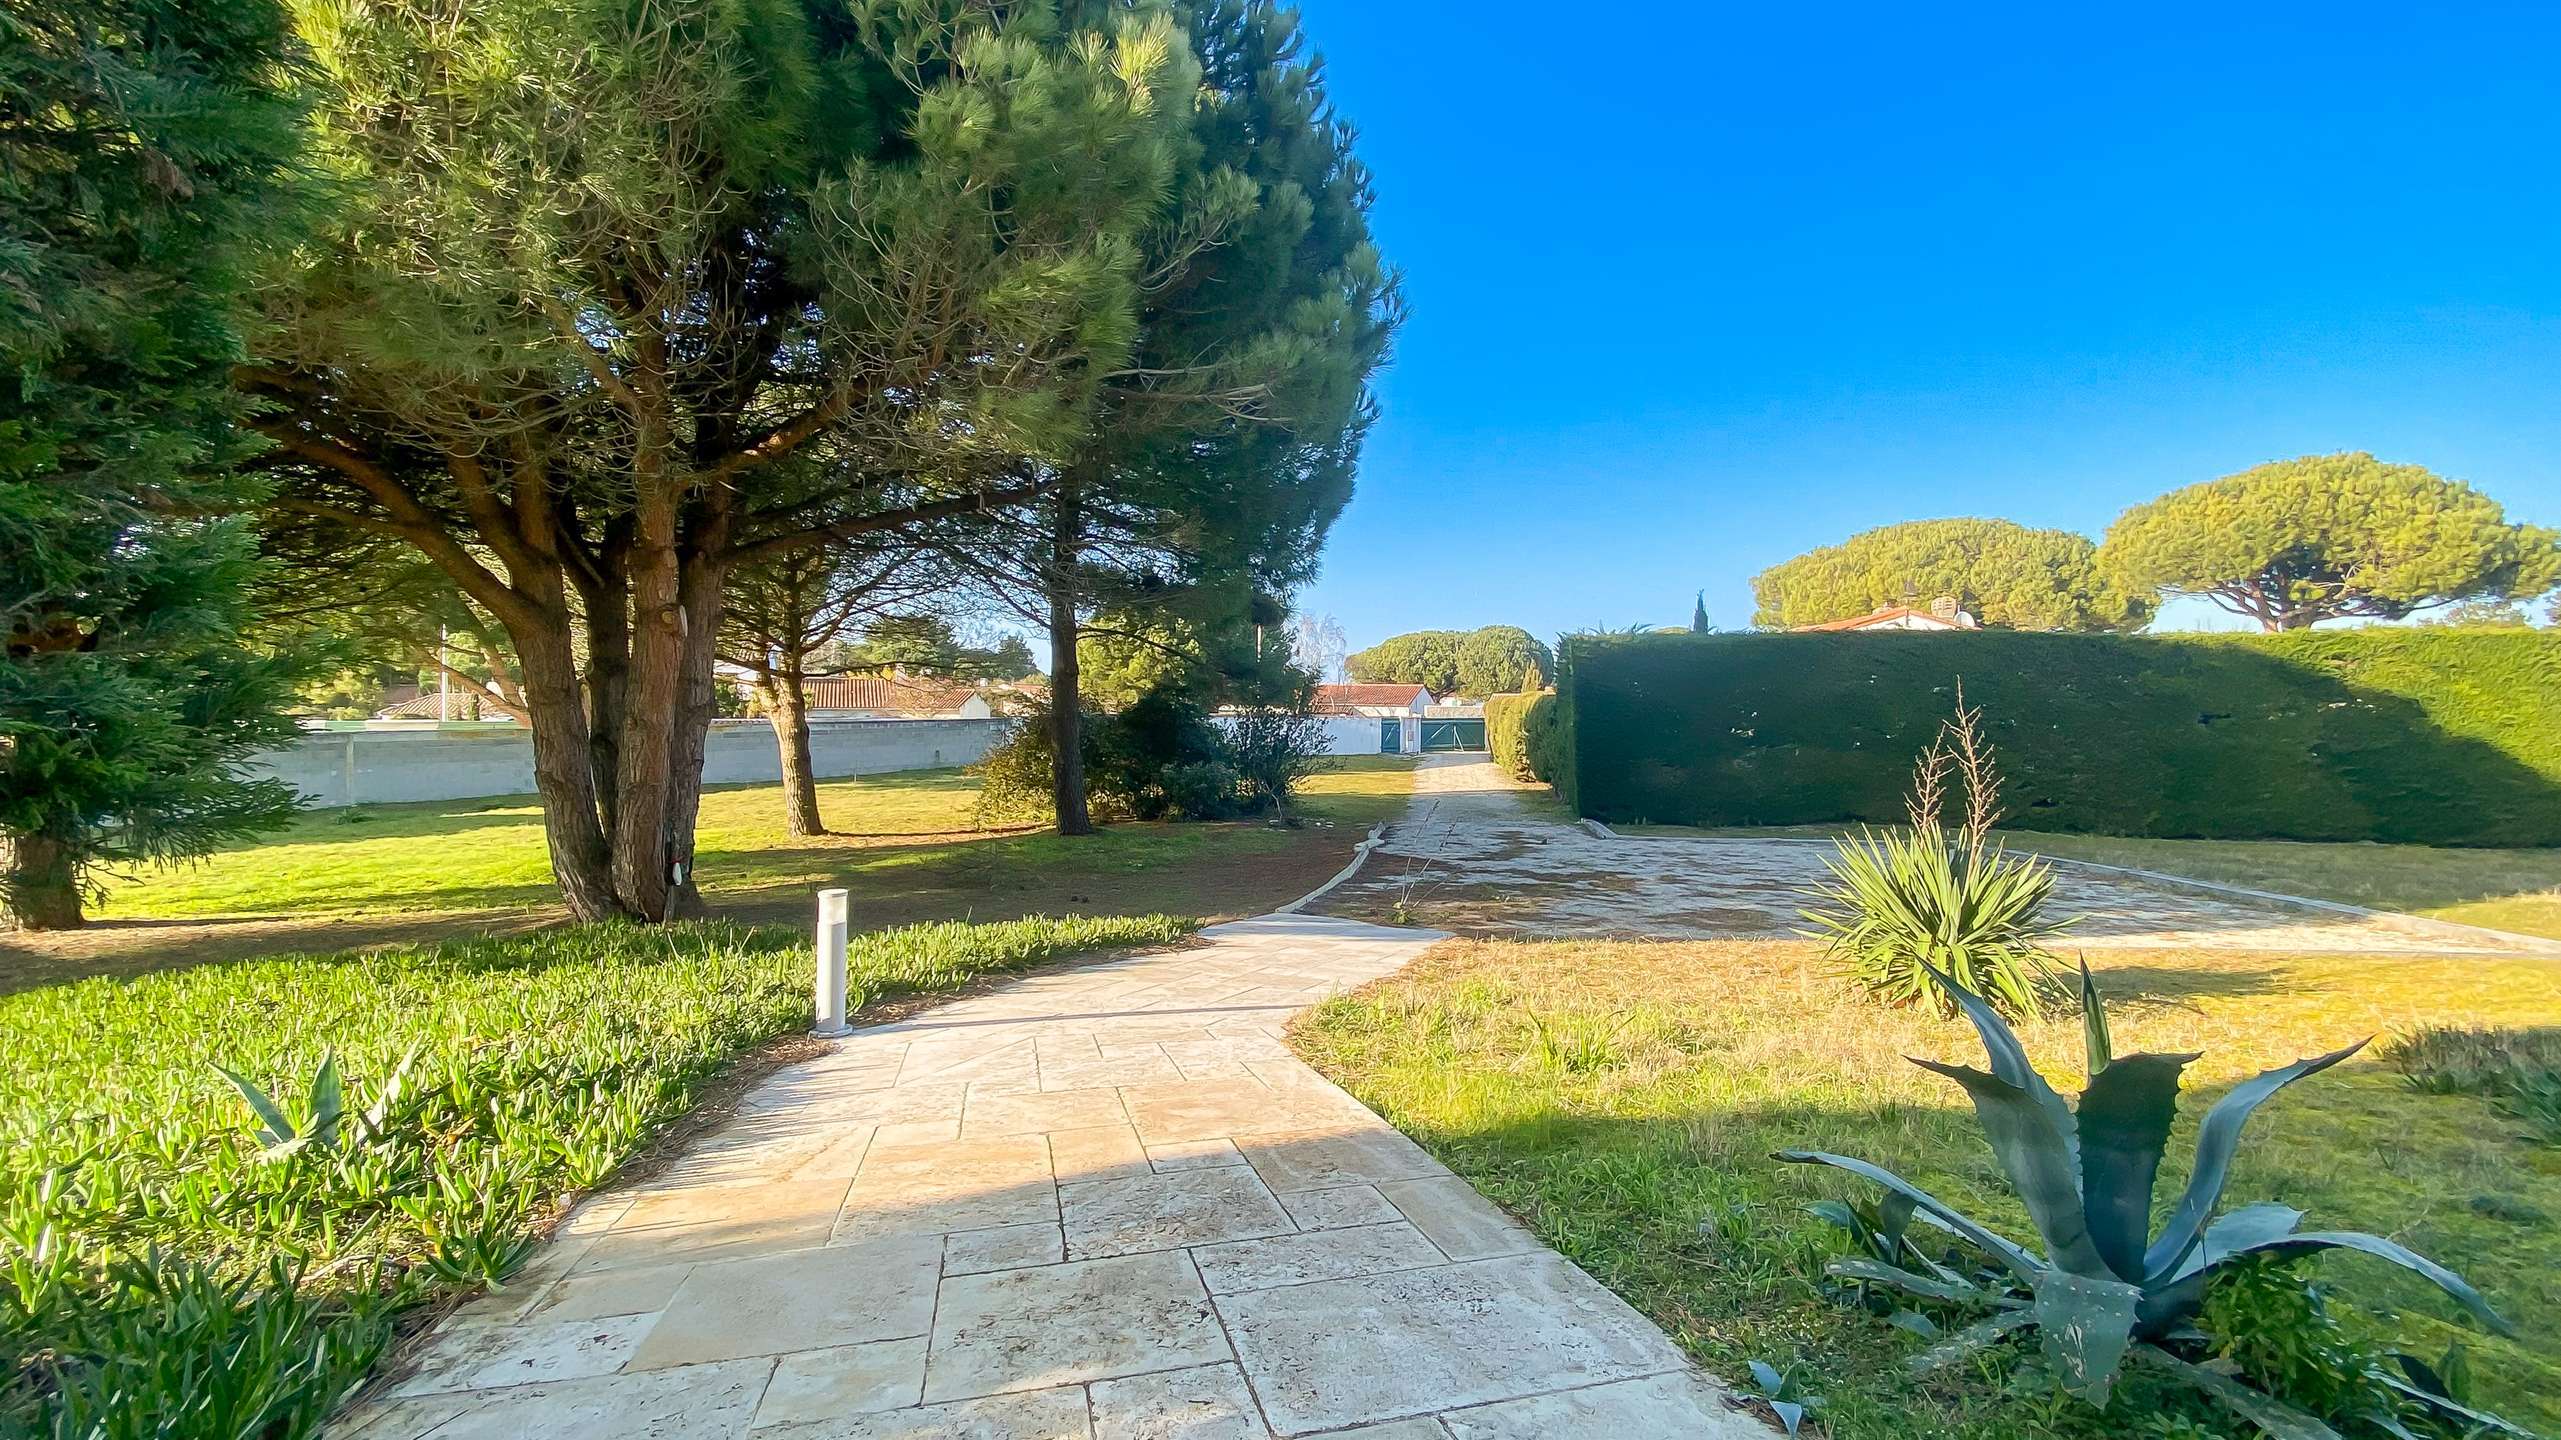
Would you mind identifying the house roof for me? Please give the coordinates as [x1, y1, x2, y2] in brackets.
[801, 675, 980, 715]
[1310, 683, 1430, 713]
[1792, 605, 1978, 633]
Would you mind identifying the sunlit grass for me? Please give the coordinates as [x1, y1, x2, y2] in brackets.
[1293, 938, 2561, 1438]
[99, 758, 1421, 922]
[0, 912, 1191, 1434]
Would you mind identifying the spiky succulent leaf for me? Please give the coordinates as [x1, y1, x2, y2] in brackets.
[1826, 1257, 1999, 1305]
[1773, 1149, 2041, 1280]
[2143, 1041, 2368, 1281]
[2078, 959, 2112, 1076]
[2032, 1268, 2143, 1405]
[1910, 1308, 2037, 1373]
[1924, 961, 2083, 1170]
[2130, 1345, 2345, 1440]
[1910, 1057, 2108, 1275]
[2075, 1051, 2197, 1283]
[307, 1053, 344, 1148]
[2375, 1371, 2535, 1438]
[213, 1063, 297, 1149]
[2138, 1203, 2305, 1333]
[2199, 1231, 2512, 1337]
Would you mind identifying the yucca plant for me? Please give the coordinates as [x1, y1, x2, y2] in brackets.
[1778, 964, 2523, 1439]
[1801, 685, 2069, 1016]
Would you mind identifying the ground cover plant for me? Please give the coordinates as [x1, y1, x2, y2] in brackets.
[0, 912, 1188, 1435]
[1292, 938, 2561, 1438]
[2386, 1027, 2561, 1147]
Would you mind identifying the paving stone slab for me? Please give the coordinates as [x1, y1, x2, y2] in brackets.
[390, 1313, 652, 1396]
[924, 1251, 1230, 1402]
[758, 1386, 1092, 1439]
[1191, 1221, 1448, 1295]
[754, 1337, 930, 1427]
[627, 1235, 939, 1370]
[406, 1359, 771, 1439]
[1213, 1253, 1691, 1435]
[1061, 1167, 1295, 1259]
[1088, 1363, 1267, 1439]
[1439, 1371, 1768, 1437]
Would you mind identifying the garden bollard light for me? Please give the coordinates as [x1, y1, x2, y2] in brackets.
[812, 887, 852, 1037]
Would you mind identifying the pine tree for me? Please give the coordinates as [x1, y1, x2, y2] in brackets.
[252, 0, 1195, 918]
[991, 0, 1400, 836]
[1, 0, 311, 927]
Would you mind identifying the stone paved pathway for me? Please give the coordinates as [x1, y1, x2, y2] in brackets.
[336, 915, 1766, 1440]
[1330, 756, 2560, 956]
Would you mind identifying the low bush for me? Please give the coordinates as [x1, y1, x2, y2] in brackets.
[0, 912, 1188, 1434]
[973, 688, 1329, 826]
[1566, 628, 2561, 843]
[2384, 1025, 2561, 1145]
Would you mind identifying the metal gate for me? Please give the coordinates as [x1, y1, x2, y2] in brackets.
[1379, 718, 1403, 753]
[1420, 719, 1486, 752]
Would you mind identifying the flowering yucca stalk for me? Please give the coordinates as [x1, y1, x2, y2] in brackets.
[1800, 682, 2071, 1017]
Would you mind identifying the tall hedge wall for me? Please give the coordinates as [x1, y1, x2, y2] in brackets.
[1565, 629, 2561, 845]
[1486, 690, 1570, 792]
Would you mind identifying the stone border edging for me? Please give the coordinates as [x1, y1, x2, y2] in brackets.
[1580, 823, 2561, 957]
[1272, 821, 1392, 915]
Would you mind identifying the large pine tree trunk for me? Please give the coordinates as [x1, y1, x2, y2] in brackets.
[507, 609, 626, 922]
[1047, 482, 1092, 837]
[611, 499, 687, 920]
[769, 670, 826, 836]
[655, 544, 729, 918]
[5, 833, 85, 930]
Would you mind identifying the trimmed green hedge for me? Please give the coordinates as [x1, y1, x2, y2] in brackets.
[1486, 689, 1572, 796]
[1565, 629, 2561, 845]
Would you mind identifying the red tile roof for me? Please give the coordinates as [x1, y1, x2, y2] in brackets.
[1792, 605, 1977, 632]
[800, 675, 979, 715]
[1311, 683, 1430, 713]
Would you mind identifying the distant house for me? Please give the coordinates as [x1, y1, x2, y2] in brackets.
[1793, 596, 1981, 633]
[798, 673, 994, 719]
[1311, 682, 1435, 753]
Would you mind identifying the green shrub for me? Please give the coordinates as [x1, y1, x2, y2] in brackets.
[1486, 688, 1569, 790]
[2384, 1025, 2561, 1146]
[972, 688, 1328, 825]
[1566, 629, 2561, 844]
[1486, 691, 1537, 780]
[0, 912, 1188, 1434]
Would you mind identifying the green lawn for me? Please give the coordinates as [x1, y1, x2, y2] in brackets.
[1627, 821, 2561, 942]
[106, 759, 1419, 922]
[1294, 937, 2561, 1439]
[0, 912, 1189, 1436]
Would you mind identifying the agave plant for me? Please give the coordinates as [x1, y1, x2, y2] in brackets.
[1778, 965, 2519, 1440]
[215, 1043, 427, 1162]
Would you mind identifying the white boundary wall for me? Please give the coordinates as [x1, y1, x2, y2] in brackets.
[251, 719, 1016, 809]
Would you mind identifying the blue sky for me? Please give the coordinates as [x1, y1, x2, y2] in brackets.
[1286, 2, 2561, 650]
